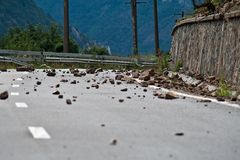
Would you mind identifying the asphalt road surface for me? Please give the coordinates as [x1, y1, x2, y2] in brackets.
[0, 69, 240, 160]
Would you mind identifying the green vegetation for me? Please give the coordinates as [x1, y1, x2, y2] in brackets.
[174, 60, 183, 72]
[83, 45, 109, 55]
[0, 61, 142, 71]
[216, 79, 231, 97]
[211, 0, 222, 6]
[0, 62, 18, 70]
[156, 53, 171, 73]
[0, 0, 53, 35]
[0, 24, 79, 53]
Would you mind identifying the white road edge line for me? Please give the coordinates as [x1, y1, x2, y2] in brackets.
[134, 79, 240, 109]
[150, 85, 240, 109]
[12, 84, 20, 88]
[15, 102, 28, 108]
[11, 92, 19, 96]
[28, 127, 51, 139]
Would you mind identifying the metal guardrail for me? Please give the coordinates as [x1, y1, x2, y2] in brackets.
[0, 49, 157, 66]
[0, 56, 28, 66]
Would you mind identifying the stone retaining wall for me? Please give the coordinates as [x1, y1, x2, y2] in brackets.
[170, 11, 240, 85]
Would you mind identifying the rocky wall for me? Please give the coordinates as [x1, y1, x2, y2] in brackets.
[171, 11, 240, 85]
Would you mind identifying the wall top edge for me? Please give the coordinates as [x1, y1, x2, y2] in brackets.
[172, 10, 240, 35]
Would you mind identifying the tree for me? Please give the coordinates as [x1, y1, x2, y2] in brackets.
[83, 45, 109, 55]
[0, 24, 80, 53]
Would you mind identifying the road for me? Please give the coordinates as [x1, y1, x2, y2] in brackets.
[0, 69, 240, 160]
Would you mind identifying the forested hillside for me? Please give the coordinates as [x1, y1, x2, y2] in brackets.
[0, 0, 53, 35]
[34, 0, 193, 55]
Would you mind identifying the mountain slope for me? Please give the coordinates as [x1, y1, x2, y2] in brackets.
[34, 0, 193, 55]
[0, 0, 93, 49]
[0, 0, 53, 35]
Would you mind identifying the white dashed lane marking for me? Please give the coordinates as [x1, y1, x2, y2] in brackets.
[16, 78, 23, 81]
[12, 84, 20, 88]
[11, 92, 19, 96]
[28, 127, 51, 139]
[15, 102, 28, 108]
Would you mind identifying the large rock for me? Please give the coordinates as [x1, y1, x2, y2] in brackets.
[165, 92, 178, 100]
[47, 71, 56, 77]
[139, 75, 150, 81]
[139, 69, 155, 81]
[0, 91, 9, 100]
[140, 82, 149, 87]
[132, 72, 140, 78]
[70, 68, 79, 74]
[204, 85, 217, 93]
[115, 75, 124, 81]
[179, 74, 202, 86]
[157, 92, 178, 100]
[237, 95, 240, 101]
[86, 68, 96, 74]
[109, 79, 115, 84]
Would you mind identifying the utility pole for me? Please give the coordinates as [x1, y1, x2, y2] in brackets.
[64, 0, 69, 53]
[131, 0, 138, 56]
[153, 0, 160, 57]
[128, 0, 146, 56]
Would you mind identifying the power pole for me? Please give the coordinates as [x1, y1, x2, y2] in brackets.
[64, 0, 69, 53]
[153, 0, 160, 57]
[128, 0, 146, 56]
[131, 0, 138, 56]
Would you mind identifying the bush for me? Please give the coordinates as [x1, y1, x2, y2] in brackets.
[216, 79, 231, 97]
[0, 24, 79, 53]
[83, 45, 109, 55]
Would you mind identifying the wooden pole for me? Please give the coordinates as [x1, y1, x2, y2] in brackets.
[153, 0, 160, 56]
[131, 0, 138, 56]
[64, 0, 69, 53]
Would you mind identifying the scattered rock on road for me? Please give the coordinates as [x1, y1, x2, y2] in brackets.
[110, 139, 118, 145]
[36, 81, 41, 85]
[109, 79, 115, 84]
[101, 79, 107, 84]
[70, 80, 77, 84]
[115, 75, 124, 81]
[47, 72, 56, 77]
[140, 82, 148, 87]
[16, 66, 35, 72]
[86, 68, 96, 74]
[165, 92, 178, 100]
[0, 91, 9, 100]
[139, 69, 155, 81]
[175, 133, 184, 136]
[120, 88, 128, 92]
[58, 95, 63, 99]
[197, 99, 212, 103]
[66, 99, 72, 105]
[91, 84, 99, 89]
[119, 99, 124, 103]
[53, 91, 60, 95]
[60, 79, 68, 83]
[237, 95, 240, 101]
[216, 97, 225, 102]
[132, 72, 140, 78]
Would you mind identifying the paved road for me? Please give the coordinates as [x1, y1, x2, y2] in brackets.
[0, 70, 240, 160]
